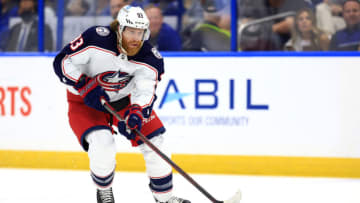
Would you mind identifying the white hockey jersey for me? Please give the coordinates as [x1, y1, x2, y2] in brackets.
[53, 26, 164, 115]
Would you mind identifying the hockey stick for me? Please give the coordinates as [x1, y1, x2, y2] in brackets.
[101, 98, 241, 203]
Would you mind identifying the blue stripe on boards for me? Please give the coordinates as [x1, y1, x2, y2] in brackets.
[1, 51, 360, 57]
[161, 51, 360, 57]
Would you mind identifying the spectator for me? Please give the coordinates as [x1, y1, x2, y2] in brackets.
[5, 0, 53, 52]
[110, 0, 131, 19]
[182, 0, 204, 25]
[285, 8, 330, 51]
[110, 0, 174, 19]
[45, 0, 57, 50]
[316, 0, 346, 36]
[238, 0, 311, 50]
[129, 0, 146, 7]
[127, 0, 177, 10]
[329, 0, 360, 50]
[270, 0, 311, 40]
[65, 0, 90, 16]
[182, 0, 230, 51]
[144, 3, 182, 51]
[180, 0, 204, 42]
[94, 0, 110, 16]
[0, 0, 18, 51]
[219, 13, 231, 31]
[149, 0, 178, 13]
[45, 0, 56, 20]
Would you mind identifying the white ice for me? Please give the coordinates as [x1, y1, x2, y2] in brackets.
[0, 168, 359, 203]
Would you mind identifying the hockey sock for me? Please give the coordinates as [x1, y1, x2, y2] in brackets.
[149, 173, 173, 202]
[91, 170, 115, 189]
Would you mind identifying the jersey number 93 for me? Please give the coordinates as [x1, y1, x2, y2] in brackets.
[70, 35, 84, 51]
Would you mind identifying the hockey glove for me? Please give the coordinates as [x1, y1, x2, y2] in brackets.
[117, 105, 143, 140]
[75, 75, 110, 112]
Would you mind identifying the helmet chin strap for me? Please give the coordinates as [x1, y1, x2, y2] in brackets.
[117, 26, 128, 55]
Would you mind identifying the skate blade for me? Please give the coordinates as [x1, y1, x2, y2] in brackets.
[223, 189, 241, 203]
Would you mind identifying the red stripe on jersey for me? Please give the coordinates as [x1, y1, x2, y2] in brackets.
[61, 55, 77, 82]
[61, 46, 117, 82]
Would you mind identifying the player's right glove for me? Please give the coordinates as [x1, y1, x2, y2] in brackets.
[74, 74, 110, 112]
[117, 105, 143, 140]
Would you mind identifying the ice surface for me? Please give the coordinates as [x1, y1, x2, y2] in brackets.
[0, 168, 359, 203]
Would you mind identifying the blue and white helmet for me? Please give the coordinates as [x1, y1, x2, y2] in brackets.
[116, 5, 150, 42]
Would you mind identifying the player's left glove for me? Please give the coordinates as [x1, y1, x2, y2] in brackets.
[117, 105, 143, 140]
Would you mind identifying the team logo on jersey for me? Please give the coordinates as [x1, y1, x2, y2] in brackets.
[151, 47, 162, 59]
[96, 27, 110, 37]
[96, 71, 133, 91]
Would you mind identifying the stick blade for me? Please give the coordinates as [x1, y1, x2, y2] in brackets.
[223, 189, 241, 203]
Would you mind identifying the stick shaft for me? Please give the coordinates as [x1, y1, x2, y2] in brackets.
[134, 128, 221, 203]
[102, 101, 221, 203]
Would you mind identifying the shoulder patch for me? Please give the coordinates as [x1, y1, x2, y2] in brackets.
[151, 47, 162, 59]
[96, 27, 110, 37]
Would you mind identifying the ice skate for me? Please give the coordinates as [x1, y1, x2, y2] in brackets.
[97, 187, 115, 203]
[155, 196, 191, 203]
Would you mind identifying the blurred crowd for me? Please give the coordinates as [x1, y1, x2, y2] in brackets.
[0, 0, 359, 52]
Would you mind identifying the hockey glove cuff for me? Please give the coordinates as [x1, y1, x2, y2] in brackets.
[118, 121, 136, 140]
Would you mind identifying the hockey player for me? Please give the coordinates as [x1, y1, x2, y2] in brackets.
[53, 5, 190, 203]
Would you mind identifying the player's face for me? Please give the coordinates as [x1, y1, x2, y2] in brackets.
[121, 27, 145, 56]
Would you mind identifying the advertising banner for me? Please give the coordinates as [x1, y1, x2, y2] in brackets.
[0, 56, 359, 158]
[155, 57, 360, 157]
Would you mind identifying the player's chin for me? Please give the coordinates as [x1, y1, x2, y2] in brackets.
[126, 46, 141, 56]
